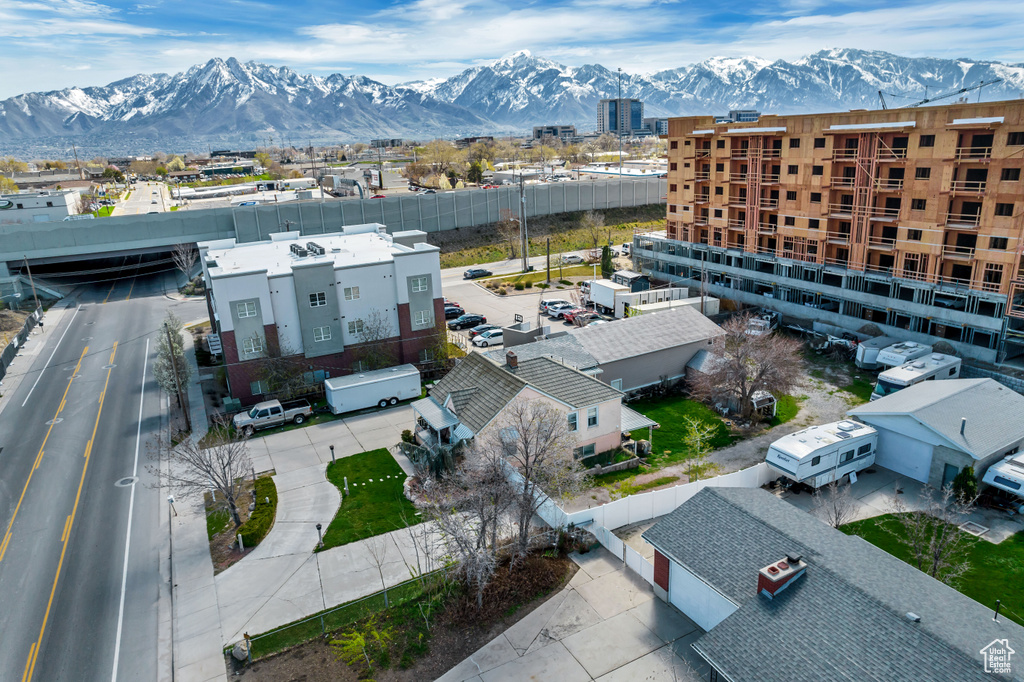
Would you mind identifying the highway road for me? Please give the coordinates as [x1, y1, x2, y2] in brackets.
[115, 181, 169, 216]
[0, 269, 204, 681]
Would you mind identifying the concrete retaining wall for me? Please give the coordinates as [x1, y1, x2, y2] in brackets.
[961, 364, 1024, 395]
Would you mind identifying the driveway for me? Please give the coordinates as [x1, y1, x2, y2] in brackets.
[437, 548, 709, 682]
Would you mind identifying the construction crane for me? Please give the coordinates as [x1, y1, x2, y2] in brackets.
[879, 79, 1003, 110]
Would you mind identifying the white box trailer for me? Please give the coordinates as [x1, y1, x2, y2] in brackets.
[854, 336, 898, 370]
[325, 364, 421, 415]
[875, 341, 932, 369]
[765, 420, 878, 488]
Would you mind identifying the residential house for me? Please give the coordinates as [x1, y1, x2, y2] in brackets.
[643, 486, 1024, 681]
[848, 377, 1024, 488]
[411, 350, 654, 461]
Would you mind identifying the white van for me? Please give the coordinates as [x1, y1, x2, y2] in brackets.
[765, 420, 878, 488]
[621, 243, 631, 256]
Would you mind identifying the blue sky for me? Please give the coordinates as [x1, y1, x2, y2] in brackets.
[2, 0, 1024, 98]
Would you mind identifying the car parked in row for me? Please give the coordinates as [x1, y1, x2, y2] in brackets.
[539, 298, 572, 313]
[472, 329, 503, 347]
[547, 303, 580, 319]
[444, 304, 465, 319]
[469, 323, 499, 338]
[560, 254, 584, 265]
[563, 309, 596, 324]
[463, 268, 492, 280]
[448, 313, 487, 330]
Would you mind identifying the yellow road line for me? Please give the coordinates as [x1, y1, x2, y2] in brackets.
[124, 277, 136, 301]
[21, 644, 34, 682]
[102, 281, 116, 304]
[0, 346, 87, 564]
[24, 342, 117, 682]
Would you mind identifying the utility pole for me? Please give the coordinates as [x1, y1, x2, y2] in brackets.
[71, 143, 84, 180]
[546, 237, 551, 284]
[519, 174, 528, 272]
[165, 322, 191, 432]
[617, 67, 623, 180]
[377, 145, 384, 191]
[22, 256, 39, 312]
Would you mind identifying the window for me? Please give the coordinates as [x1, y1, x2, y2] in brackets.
[714, 209, 723, 218]
[1002, 168, 1021, 182]
[573, 443, 596, 459]
[787, 165, 798, 175]
[343, 286, 360, 301]
[857, 443, 872, 456]
[789, 138, 800, 148]
[949, 367, 957, 377]
[241, 336, 263, 355]
[610, 379, 623, 390]
[669, 184, 677, 193]
[991, 237, 1008, 250]
[418, 348, 434, 363]
[811, 455, 821, 466]
[996, 203, 1015, 217]
[919, 134, 935, 147]
[250, 380, 269, 395]
[313, 326, 332, 342]
[567, 412, 578, 432]
[236, 301, 257, 318]
[786, 190, 797, 201]
[669, 162, 677, 171]
[309, 292, 327, 307]
[715, 163, 724, 172]
[683, 185, 690, 190]
[784, 216, 795, 226]
[840, 450, 854, 464]
[907, 229, 922, 241]
[717, 140, 726, 149]
[911, 198, 927, 211]
[587, 406, 598, 428]
[414, 310, 431, 326]
[411, 276, 428, 293]
[669, 205, 677, 213]
[808, 219, 820, 229]
[715, 186, 724, 195]
[811, 165, 823, 176]
[1008, 132, 1024, 146]
[814, 137, 826, 148]
[915, 167, 931, 179]
[810, 192, 821, 203]
[347, 320, 364, 335]
[670, 141, 678, 150]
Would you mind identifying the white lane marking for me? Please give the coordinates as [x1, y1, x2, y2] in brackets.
[111, 337, 148, 682]
[21, 305, 80, 407]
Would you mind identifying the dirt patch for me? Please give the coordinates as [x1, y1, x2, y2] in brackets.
[0, 309, 29, 333]
[206, 477, 276, 575]
[235, 554, 577, 681]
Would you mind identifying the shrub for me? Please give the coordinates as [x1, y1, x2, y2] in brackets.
[559, 280, 572, 285]
[524, 281, 533, 288]
[497, 288, 507, 296]
[238, 476, 278, 548]
[514, 283, 525, 291]
[537, 283, 550, 289]
[401, 429, 415, 444]
[952, 466, 978, 503]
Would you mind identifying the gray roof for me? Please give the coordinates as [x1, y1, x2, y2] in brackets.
[643, 487, 1024, 682]
[429, 353, 526, 434]
[685, 348, 724, 374]
[410, 397, 460, 430]
[484, 335, 599, 372]
[569, 306, 723, 364]
[849, 378, 1024, 459]
[508, 356, 622, 408]
[621, 404, 658, 431]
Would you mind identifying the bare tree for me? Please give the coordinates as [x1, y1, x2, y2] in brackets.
[495, 208, 520, 259]
[690, 313, 802, 419]
[365, 536, 391, 607]
[354, 309, 399, 370]
[884, 484, 977, 585]
[579, 210, 606, 249]
[250, 335, 307, 400]
[681, 416, 721, 482]
[171, 243, 199, 282]
[151, 425, 253, 527]
[811, 479, 858, 528]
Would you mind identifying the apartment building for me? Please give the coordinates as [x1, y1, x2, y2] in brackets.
[199, 224, 443, 404]
[0, 190, 77, 224]
[533, 125, 578, 140]
[598, 98, 644, 136]
[636, 100, 1024, 363]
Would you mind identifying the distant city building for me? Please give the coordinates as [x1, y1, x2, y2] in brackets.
[211, 150, 260, 159]
[455, 136, 495, 148]
[0, 190, 77, 225]
[714, 110, 760, 124]
[371, 139, 405, 149]
[533, 125, 578, 141]
[644, 118, 669, 136]
[598, 98, 644, 136]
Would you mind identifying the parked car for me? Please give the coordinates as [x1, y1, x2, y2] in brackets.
[421, 189, 437, 194]
[563, 308, 593, 324]
[570, 312, 602, 326]
[539, 298, 572, 313]
[233, 399, 312, 435]
[371, 194, 386, 199]
[444, 297, 459, 307]
[547, 303, 579, 319]
[560, 254, 584, 265]
[444, 305, 465, 319]
[448, 313, 487, 330]
[151, 200, 158, 204]
[481, 184, 499, 189]
[608, 247, 621, 256]
[463, 268, 493, 279]
[469, 323, 500, 338]
[472, 329, 504, 347]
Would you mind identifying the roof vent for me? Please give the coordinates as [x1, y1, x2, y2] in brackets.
[931, 354, 943, 361]
[912, 361, 926, 369]
[837, 420, 861, 432]
[904, 341, 918, 348]
[905, 612, 921, 623]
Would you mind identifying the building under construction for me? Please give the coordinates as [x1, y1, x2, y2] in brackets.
[635, 99, 1024, 363]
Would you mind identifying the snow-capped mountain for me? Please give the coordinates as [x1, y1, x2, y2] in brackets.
[2, 50, 1023, 154]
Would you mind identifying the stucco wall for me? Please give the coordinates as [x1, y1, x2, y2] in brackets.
[601, 341, 713, 392]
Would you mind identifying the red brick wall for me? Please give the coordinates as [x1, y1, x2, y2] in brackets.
[654, 550, 669, 591]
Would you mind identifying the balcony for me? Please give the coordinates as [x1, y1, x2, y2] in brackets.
[832, 148, 859, 160]
[759, 197, 779, 210]
[731, 149, 751, 160]
[729, 173, 748, 183]
[728, 196, 749, 207]
[761, 174, 781, 184]
[695, 148, 712, 158]
[694, 172, 711, 181]
[758, 223, 777, 235]
[828, 202, 854, 216]
[942, 245, 976, 260]
[944, 211, 982, 229]
[876, 147, 909, 161]
[869, 206, 901, 221]
[826, 231, 851, 244]
[695, 194, 711, 204]
[868, 235, 897, 250]
[761, 148, 782, 158]
[693, 214, 709, 226]
[954, 146, 992, 161]
[726, 217, 746, 229]
[948, 180, 987, 195]
[829, 176, 857, 188]
[874, 178, 904, 191]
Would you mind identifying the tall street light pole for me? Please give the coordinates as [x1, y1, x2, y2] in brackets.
[617, 68, 623, 180]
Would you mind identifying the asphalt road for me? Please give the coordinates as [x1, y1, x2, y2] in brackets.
[115, 181, 169, 216]
[0, 269, 204, 682]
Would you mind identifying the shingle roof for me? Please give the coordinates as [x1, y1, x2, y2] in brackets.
[484, 335, 599, 372]
[569, 306, 723, 364]
[685, 348, 724, 374]
[508, 356, 622, 407]
[848, 378, 1024, 459]
[643, 487, 1024, 682]
[429, 353, 526, 434]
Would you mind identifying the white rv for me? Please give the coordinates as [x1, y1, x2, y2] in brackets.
[765, 420, 878, 488]
[875, 341, 932, 369]
[854, 336, 898, 370]
[870, 354, 961, 401]
[982, 451, 1024, 506]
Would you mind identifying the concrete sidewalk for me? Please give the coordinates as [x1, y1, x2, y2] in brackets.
[437, 548, 709, 682]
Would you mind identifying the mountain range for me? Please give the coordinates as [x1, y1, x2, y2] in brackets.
[2, 49, 1023, 155]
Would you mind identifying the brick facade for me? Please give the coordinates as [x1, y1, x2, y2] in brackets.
[654, 550, 670, 591]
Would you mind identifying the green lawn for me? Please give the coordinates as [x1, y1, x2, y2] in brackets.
[485, 265, 595, 286]
[627, 396, 736, 468]
[842, 514, 1024, 626]
[206, 507, 229, 541]
[320, 449, 420, 550]
[92, 205, 114, 218]
[770, 395, 800, 426]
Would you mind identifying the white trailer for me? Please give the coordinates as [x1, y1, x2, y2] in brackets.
[765, 420, 878, 488]
[875, 341, 932, 369]
[870, 353, 961, 401]
[325, 364, 421, 415]
[982, 452, 1024, 507]
[855, 336, 898, 370]
[588, 279, 628, 315]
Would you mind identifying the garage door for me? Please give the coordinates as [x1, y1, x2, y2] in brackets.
[875, 429, 933, 483]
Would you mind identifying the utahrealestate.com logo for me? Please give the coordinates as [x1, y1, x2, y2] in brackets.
[981, 639, 1015, 674]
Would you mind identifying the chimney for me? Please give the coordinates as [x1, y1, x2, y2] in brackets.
[960, 418, 967, 436]
[506, 350, 518, 370]
[757, 555, 806, 600]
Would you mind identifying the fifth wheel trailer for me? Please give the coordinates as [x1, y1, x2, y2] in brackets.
[325, 364, 421, 415]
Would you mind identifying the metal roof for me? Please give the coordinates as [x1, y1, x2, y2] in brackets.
[410, 397, 460, 430]
[621, 405, 658, 432]
[569, 306, 723, 364]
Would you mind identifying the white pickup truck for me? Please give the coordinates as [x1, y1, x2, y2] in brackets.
[233, 399, 312, 435]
